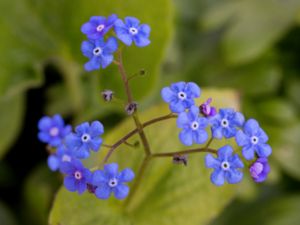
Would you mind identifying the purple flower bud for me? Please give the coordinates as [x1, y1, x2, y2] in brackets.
[101, 90, 114, 102]
[249, 158, 270, 183]
[125, 102, 138, 115]
[200, 98, 217, 117]
[173, 154, 188, 166]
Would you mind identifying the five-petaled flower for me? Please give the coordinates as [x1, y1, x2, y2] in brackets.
[60, 160, 92, 194]
[161, 81, 201, 113]
[38, 114, 71, 147]
[210, 108, 244, 139]
[205, 145, 244, 186]
[66, 121, 104, 159]
[249, 157, 270, 183]
[81, 37, 118, 71]
[92, 163, 135, 200]
[81, 14, 118, 39]
[235, 119, 272, 160]
[47, 145, 75, 172]
[114, 17, 151, 47]
[177, 106, 208, 146]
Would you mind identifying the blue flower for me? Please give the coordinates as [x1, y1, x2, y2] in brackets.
[81, 37, 118, 71]
[235, 119, 272, 160]
[114, 17, 150, 47]
[161, 81, 201, 113]
[38, 114, 71, 147]
[210, 108, 245, 139]
[92, 163, 135, 200]
[47, 145, 75, 172]
[177, 106, 208, 146]
[60, 160, 92, 194]
[81, 14, 117, 39]
[205, 145, 244, 186]
[249, 157, 270, 183]
[66, 121, 104, 159]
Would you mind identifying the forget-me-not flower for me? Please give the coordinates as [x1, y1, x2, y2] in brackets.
[38, 114, 71, 147]
[235, 119, 272, 160]
[47, 145, 75, 172]
[177, 106, 208, 146]
[81, 14, 118, 39]
[81, 37, 118, 71]
[161, 81, 201, 113]
[205, 145, 244, 186]
[114, 17, 150, 47]
[66, 121, 104, 159]
[92, 163, 135, 200]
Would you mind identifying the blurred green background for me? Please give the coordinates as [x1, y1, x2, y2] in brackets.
[1, 0, 300, 224]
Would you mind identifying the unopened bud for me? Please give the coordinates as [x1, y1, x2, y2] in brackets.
[125, 102, 138, 115]
[101, 90, 114, 102]
[173, 154, 188, 166]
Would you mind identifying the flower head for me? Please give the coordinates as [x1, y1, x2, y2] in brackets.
[235, 119, 272, 160]
[200, 98, 217, 117]
[81, 14, 118, 39]
[210, 108, 244, 139]
[92, 163, 135, 200]
[60, 160, 92, 194]
[66, 121, 104, 159]
[81, 37, 118, 71]
[205, 145, 244, 186]
[47, 145, 75, 172]
[38, 114, 71, 147]
[249, 157, 270, 183]
[161, 81, 201, 113]
[177, 106, 208, 146]
[114, 17, 150, 47]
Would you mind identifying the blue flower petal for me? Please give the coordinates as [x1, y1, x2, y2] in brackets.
[88, 137, 102, 151]
[38, 117, 52, 130]
[179, 129, 193, 146]
[103, 37, 118, 54]
[95, 184, 111, 199]
[77, 181, 87, 194]
[133, 35, 150, 47]
[100, 55, 113, 69]
[205, 154, 220, 169]
[256, 144, 272, 158]
[225, 169, 243, 184]
[212, 127, 223, 139]
[229, 154, 244, 168]
[52, 114, 64, 127]
[242, 145, 255, 160]
[118, 168, 135, 182]
[170, 101, 186, 113]
[75, 122, 90, 134]
[47, 155, 59, 171]
[104, 163, 119, 177]
[223, 126, 236, 138]
[65, 134, 81, 149]
[113, 184, 129, 199]
[186, 82, 200, 97]
[192, 129, 208, 144]
[81, 22, 95, 35]
[177, 112, 190, 128]
[244, 119, 259, 136]
[92, 170, 108, 185]
[235, 130, 249, 146]
[161, 87, 175, 103]
[84, 58, 101, 71]
[75, 145, 90, 159]
[81, 41, 94, 58]
[90, 16, 106, 25]
[64, 177, 77, 192]
[38, 132, 50, 143]
[60, 162, 75, 174]
[139, 24, 151, 36]
[218, 145, 233, 161]
[124, 17, 140, 27]
[170, 82, 185, 92]
[210, 169, 225, 186]
[257, 128, 269, 143]
[233, 112, 245, 127]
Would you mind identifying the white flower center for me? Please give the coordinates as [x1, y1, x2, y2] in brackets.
[108, 178, 118, 187]
[251, 136, 259, 145]
[49, 127, 59, 136]
[191, 121, 199, 130]
[129, 27, 138, 35]
[177, 91, 187, 100]
[81, 134, 91, 143]
[62, 154, 71, 162]
[221, 161, 230, 171]
[96, 24, 105, 32]
[74, 171, 82, 180]
[221, 119, 229, 128]
[93, 47, 102, 56]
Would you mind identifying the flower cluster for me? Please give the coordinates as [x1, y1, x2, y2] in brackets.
[81, 14, 150, 71]
[37, 115, 134, 199]
[161, 81, 272, 186]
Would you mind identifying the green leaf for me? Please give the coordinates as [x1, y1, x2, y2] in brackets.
[49, 89, 243, 225]
[0, 94, 24, 159]
[0, 201, 18, 225]
[211, 195, 300, 225]
[203, 0, 300, 65]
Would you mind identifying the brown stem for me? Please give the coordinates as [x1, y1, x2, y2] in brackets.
[102, 113, 177, 164]
[151, 147, 217, 158]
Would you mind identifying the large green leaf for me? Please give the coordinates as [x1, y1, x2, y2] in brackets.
[202, 0, 300, 65]
[49, 89, 243, 225]
[0, 201, 18, 225]
[0, 94, 24, 159]
[0, 0, 173, 112]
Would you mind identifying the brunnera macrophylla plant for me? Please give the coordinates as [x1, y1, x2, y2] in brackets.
[37, 14, 272, 203]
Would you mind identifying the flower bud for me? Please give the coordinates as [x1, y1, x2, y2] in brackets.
[125, 102, 138, 115]
[101, 90, 114, 102]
